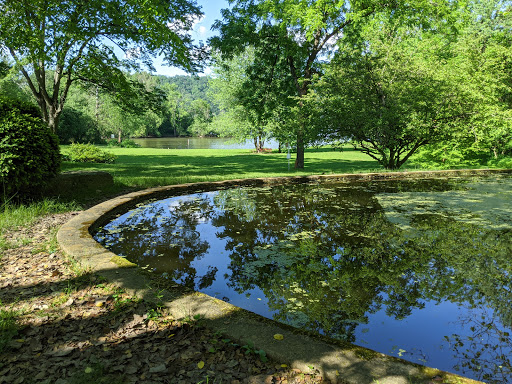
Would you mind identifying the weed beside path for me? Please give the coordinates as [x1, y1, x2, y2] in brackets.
[0, 212, 328, 384]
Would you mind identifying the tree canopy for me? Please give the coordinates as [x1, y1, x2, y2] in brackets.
[0, 0, 204, 132]
[210, 0, 382, 167]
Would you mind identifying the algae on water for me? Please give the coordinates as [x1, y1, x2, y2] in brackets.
[377, 178, 512, 231]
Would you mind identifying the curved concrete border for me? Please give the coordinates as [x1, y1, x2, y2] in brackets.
[58, 169, 506, 384]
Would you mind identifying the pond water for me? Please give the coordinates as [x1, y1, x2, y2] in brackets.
[131, 137, 280, 150]
[94, 175, 512, 383]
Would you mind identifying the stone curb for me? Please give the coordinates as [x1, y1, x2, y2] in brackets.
[57, 169, 504, 384]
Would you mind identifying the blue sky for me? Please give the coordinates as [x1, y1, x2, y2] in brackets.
[153, 0, 229, 77]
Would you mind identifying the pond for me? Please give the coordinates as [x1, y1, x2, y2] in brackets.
[93, 175, 512, 383]
[131, 137, 280, 149]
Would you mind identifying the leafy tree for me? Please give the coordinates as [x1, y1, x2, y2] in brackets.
[58, 106, 102, 144]
[210, 0, 411, 168]
[157, 75, 214, 136]
[208, 47, 277, 151]
[0, 0, 203, 133]
[310, 19, 468, 169]
[188, 98, 214, 136]
[415, 0, 512, 167]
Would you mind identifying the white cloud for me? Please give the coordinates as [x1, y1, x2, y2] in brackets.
[199, 26, 207, 35]
[192, 15, 206, 30]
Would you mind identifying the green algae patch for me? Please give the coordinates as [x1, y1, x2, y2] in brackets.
[377, 177, 512, 231]
[110, 255, 137, 268]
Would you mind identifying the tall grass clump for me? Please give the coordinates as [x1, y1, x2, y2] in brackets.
[0, 305, 20, 352]
[0, 199, 80, 233]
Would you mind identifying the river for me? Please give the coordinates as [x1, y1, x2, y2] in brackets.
[131, 137, 280, 150]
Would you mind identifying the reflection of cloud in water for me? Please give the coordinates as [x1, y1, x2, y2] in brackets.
[377, 178, 512, 231]
[167, 195, 212, 224]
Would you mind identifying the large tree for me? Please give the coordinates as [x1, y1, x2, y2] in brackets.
[0, 0, 203, 133]
[208, 47, 287, 151]
[309, 18, 469, 169]
[210, 0, 427, 168]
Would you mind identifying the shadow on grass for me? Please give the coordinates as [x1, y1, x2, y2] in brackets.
[61, 150, 380, 188]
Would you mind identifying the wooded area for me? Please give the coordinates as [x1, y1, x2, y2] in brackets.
[0, 0, 511, 170]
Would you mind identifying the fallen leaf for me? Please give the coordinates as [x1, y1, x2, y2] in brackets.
[273, 334, 284, 341]
[197, 361, 205, 369]
[149, 363, 166, 373]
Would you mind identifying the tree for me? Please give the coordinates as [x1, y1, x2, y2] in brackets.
[208, 47, 278, 151]
[310, 18, 469, 169]
[0, 0, 204, 133]
[416, 0, 512, 167]
[188, 98, 213, 136]
[210, 0, 399, 168]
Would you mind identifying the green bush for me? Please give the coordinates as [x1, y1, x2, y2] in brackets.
[487, 156, 512, 169]
[0, 97, 61, 200]
[106, 138, 141, 148]
[66, 143, 117, 163]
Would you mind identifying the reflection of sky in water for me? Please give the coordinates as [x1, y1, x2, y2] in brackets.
[94, 176, 512, 383]
[188, 222, 274, 317]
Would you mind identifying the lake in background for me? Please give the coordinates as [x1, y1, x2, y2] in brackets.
[132, 137, 280, 150]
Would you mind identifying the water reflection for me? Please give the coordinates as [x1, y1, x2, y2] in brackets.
[94, 176, 512, 383]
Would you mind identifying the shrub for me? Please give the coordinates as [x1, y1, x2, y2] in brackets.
[0, 97, 61, 200]
[106, 138, 141, 148]
[66, 143, 117, 163]
[487, 156, 512, 169]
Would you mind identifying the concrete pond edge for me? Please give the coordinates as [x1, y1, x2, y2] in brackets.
[58, 169, 509, 384]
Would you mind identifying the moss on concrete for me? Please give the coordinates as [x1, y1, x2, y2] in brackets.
[110, 255, 137, 268]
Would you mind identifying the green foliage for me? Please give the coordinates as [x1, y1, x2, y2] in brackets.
[208, 47, 279, 150]
[107, 139, 141, 148]
[407, 0, 512, 167]
[66, 143, 116, 164]
[0, 97, 61, 200]
[0, 0, 203, 132]
[58, 106, 103, 144]
[241, 341, 268, 362]
[0, 306, 19, 352]
[487, 156, 512, 169]
[210, 0, 424, 168]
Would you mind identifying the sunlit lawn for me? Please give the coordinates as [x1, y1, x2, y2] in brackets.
[60, 146, 401, 189]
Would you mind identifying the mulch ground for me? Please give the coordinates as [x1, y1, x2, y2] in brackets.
[0, 213, 329, 384]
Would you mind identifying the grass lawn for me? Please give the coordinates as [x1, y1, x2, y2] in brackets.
[60, 146, 400, 189]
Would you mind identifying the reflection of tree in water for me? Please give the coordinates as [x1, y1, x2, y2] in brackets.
[96, 178, 512, 382]
[211, 182, 512, 380]
[212, 184, 424, 342]
[447, 308, 511, 384]
[96, 195, 215, 288]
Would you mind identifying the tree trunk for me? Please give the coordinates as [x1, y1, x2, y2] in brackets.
[258, 135, 264, 152]
[47, 113, 60, 134]
[295, 131, 305, 169]
[118, 130, 122, 143]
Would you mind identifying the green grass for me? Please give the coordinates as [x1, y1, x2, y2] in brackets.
[0, 199, 80, 233]
[60, 146, 401, 189]
[0, 305, 20, 352]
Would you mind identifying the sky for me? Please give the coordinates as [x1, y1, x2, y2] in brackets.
[153, 0, 229, 77]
